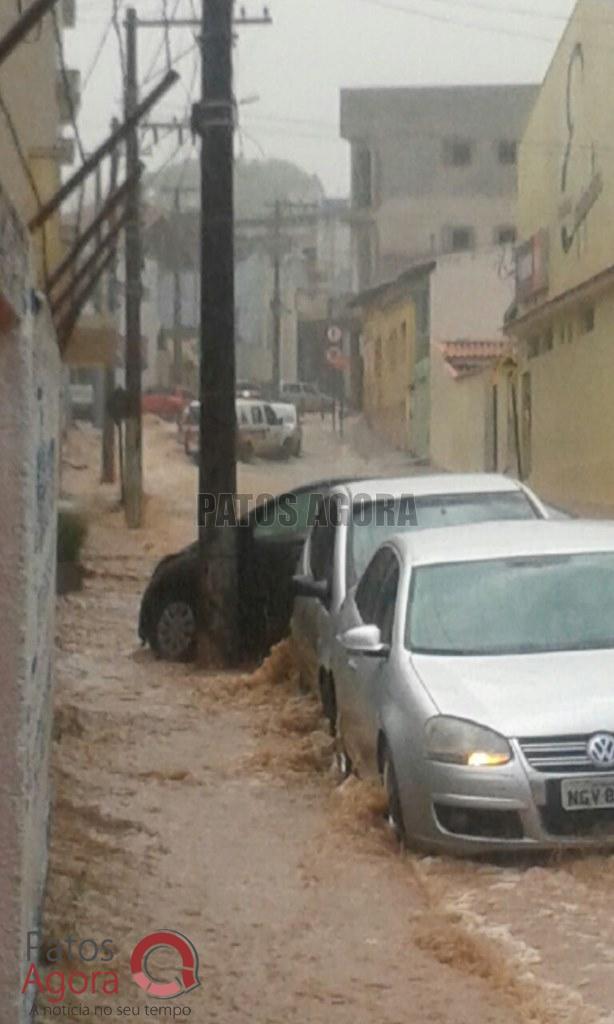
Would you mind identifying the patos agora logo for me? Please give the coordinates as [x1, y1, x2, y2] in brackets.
[130, 930, 201, 1000]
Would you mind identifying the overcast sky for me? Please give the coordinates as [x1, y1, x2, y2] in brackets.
[67, 0, 577, 195]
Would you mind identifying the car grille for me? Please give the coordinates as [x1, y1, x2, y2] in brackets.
[518, 735, 598, 774]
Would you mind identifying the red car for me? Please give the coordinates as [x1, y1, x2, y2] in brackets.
[142, 387, 193, 422]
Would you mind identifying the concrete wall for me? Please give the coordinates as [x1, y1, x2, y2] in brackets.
[0, 188, 60, 1020]
[430, 348, 490, 472]
[430, 247, 515, 343]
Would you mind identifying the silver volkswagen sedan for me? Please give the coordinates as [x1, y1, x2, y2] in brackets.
[331, 520, 614, 853]
[292, 474, 553, 725]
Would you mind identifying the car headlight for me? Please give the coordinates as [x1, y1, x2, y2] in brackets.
[425, 716, 512, 767]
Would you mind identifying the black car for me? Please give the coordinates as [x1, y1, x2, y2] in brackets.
[138, 477, 361, 661]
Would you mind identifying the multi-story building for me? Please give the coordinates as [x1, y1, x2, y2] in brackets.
[340, 84, 538, 290]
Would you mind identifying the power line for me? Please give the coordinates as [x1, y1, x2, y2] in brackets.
[242, 110, 614, 155]
[82, 14, 115, 91]
[142, 0, 181, 85]
[353, 0, 558, 43]
[112, 0, 126, 81]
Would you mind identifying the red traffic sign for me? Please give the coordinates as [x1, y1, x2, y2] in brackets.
[326, 346, 349, 371]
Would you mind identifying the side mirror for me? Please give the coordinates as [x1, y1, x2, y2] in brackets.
[292, 574, 330, 601]
[339, 624, 389, 658]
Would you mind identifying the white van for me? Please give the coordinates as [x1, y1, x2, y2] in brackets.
[236, 399, 285, 461]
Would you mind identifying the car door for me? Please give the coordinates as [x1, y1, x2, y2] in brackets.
[341, 548, 400, 775]
[309, 497, 339, 677]
[263, 403, 283, 455]
[250, 403, 267, 453]
[240, 487, 319, 656]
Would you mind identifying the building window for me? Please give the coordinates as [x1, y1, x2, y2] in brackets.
[352, 144, 373, 209]
[580, 304, 595, 334]
[443, 138, 473, 167]
[447, 226, 476, 253]
[498, 140, 517, 166]
[541, 328, 554, 354]
[495, 225, 517, 245]
[527, 335, 539, 359]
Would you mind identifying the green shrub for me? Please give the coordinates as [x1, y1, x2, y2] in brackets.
[57, 507, 88, 565]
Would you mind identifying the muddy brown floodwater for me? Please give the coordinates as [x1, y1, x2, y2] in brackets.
[42, 415, 614, 1022]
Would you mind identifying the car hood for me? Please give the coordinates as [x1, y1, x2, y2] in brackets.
[411, 649, 614, 737]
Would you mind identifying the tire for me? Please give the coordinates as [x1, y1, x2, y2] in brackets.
[382, 745, 406, 845]
[334, 707, 353, 779]
[282, 438, 293, 460]
[152, 597, 197, 661]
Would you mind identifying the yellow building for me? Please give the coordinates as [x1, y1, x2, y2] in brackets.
[0, 0, 77, 285]
[507, 0, 614, 509]
[351, 262, 433, 455]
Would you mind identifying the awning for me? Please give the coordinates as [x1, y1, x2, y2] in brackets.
[505, 261, 614, 336]
[63, 312, 119, 367]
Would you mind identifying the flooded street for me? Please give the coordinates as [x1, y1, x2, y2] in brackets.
[46, 416, 614, 1022]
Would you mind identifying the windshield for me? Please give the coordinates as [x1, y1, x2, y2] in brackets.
[407, 552, 614, 656]
[348, 491, 537, 585]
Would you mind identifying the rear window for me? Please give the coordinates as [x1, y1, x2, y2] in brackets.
[348, 490, 537, 585]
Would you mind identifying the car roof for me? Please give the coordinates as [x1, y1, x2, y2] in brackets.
[271, 401, 296, 413]
[390, 520, 614, 567]
[331, 473, 524, 502]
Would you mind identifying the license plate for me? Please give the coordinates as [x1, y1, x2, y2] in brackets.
[561, 777, 614, 811]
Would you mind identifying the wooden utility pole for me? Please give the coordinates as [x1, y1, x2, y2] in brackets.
[271, 199, 282, 395]
[124, 7, 143, 527]
[194, 0, 237, 661]
[102, 120, 121, 485]
[172, 187, 183, 386]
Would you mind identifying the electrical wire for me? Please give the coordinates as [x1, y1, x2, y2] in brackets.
[141, 38, 200, 87]
[353, 0, 558, 44]
[242, 110, 614, 155]
[112, 0, 126, 81]
[142, 0, 182, 86]
[82, 14, 115, 91]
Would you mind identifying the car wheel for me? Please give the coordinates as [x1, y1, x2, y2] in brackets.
[334, 708, 353, 779]
[154, 599, 197, 661]
[281, 438, 293, 460]
[382, 746, 406, 845]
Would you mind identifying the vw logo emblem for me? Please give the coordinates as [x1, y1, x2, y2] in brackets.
[587, 733, 614, 768]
